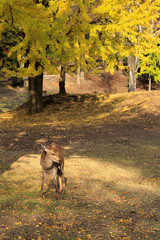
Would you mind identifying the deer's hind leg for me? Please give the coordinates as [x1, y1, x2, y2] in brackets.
[57, 168, 65, 193]
[54, 175, 60, 199]
[58, 175, 63, 193]
[61, 163, 66, 192]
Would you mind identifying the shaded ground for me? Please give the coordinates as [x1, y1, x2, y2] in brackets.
[0, 87, 160, 239]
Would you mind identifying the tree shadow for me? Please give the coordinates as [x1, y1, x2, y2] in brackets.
[0, 108, 160, 180]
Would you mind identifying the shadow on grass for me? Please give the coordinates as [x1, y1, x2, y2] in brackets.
[0, 109, 160, 180]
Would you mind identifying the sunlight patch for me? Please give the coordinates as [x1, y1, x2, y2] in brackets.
[66, 155, 159, 194]
[2, 154, 41, 183]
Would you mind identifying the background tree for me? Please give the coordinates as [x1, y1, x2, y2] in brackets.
[48, 0, 99, 94]
[139, 20, 160, 91]
[0, 0, 55, 114]
[94, 0, 160, 92]
[140, 52, 160, 91]
[1, 0, 99, 107]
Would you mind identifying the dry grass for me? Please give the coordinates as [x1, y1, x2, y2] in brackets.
[0, 90, 160, 129]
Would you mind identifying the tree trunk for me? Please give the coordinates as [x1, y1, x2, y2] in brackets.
[59, 66, 66, 95]
[128, 68, 137, 92]
[127, 55, 139, 92]
[28, 73, 43, 114]
[149, 77, 151, 91]
[77, 65, 81, 85]
[80, 69, 85, 83]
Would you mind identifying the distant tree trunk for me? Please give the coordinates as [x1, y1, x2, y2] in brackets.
[28, 73, 43, 114]
[149, 77, 151, 91]
[127, 55, 139, 92]
[127, 24, 142, 92]
[80, 69, 85, 83]
[77, 65, 81, 85]
[59, 66, 66, 95]
[77, 66, 85, 85]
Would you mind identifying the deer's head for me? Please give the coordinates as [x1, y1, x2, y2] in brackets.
[41, 144, 61, 165]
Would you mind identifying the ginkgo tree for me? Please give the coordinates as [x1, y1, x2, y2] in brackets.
[94, 0, 160, 92]
[0, 0, 54, 114]
[48, 0, 100, 94]
[139, 52, 160, 91]
[0, 0, 99, 113]
[139, 20, 160, 91]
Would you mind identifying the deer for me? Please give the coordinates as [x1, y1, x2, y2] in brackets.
[40, 143, 66, 199]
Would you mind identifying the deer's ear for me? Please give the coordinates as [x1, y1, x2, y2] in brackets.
[41, 144, 48, 151]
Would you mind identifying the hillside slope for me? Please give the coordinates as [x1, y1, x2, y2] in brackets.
[0, 90, 160, 128]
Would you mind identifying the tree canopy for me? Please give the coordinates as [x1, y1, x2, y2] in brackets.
[0, 0, 160, 96]
[94, 0, 160, 91]
[0, 0, 54, 77]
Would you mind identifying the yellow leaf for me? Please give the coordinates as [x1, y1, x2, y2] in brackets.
[15, 222, 22, 226]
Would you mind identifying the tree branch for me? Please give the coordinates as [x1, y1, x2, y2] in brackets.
[9, 5, 14, 25]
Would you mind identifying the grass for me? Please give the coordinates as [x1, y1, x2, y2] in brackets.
[0, 84, 28, 113]
[0, 143, 159, 239]
[0, 90, 160, 239]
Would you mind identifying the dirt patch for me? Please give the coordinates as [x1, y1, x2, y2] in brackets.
[42, 71, 128, 95]
[42, 70, 160, 95]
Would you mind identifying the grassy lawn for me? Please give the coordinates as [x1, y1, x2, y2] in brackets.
[0, 91, 160, 239]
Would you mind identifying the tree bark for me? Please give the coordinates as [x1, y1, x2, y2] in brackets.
[149, 77, 151, 91]
[127, 24, 142, 92]
[80, 69, 85, 83]
[128, 67, 137, 92]
[77, 65, 81, 85]
[127, 55, 139, 92]
[28, 73, 43, 114]
[59, 66, 66, 95]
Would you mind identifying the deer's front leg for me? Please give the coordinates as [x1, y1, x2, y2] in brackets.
[40, 170, 46, 197]
[51, 168, 59, 199]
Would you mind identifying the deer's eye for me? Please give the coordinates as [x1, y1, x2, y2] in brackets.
[52, 153, 55, 155]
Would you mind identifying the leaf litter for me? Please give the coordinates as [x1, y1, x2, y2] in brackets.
[0, 91, 160, 239]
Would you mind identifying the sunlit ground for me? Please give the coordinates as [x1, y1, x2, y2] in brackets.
[0, 146, 159, 239]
